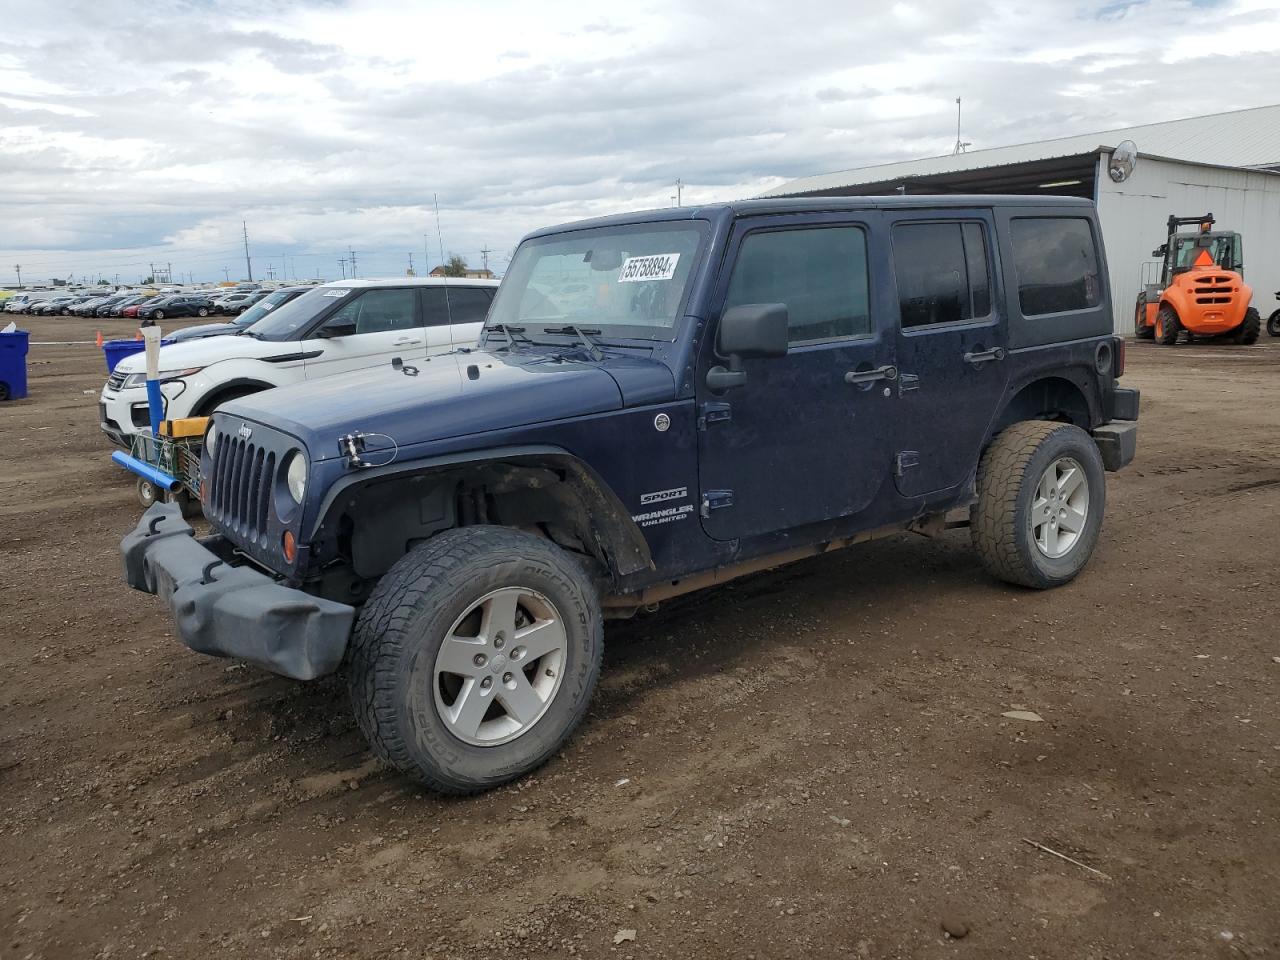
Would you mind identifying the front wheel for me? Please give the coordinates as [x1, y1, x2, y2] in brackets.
[197, 307, 208, 317]
[346, 526, 603, 794]
[154, 310, 165, 321]
[136, 476, 160, 508]
[971, 421, 1106, 589]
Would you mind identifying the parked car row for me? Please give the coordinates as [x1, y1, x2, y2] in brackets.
[3, 283, 276, 318]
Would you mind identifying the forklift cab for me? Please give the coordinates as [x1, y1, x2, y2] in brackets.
[1151, 215, 1244, 286]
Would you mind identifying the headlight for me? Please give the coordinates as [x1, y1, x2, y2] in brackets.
[121, 367, 204, 389]
[285, 451, 307, 503]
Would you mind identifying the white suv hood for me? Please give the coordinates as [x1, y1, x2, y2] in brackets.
[112, 334, 291, 376]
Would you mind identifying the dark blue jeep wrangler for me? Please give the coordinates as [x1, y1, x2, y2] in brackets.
[122, 196, 1139, 793]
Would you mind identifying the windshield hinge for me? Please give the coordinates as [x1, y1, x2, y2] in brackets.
[700, 490, 735, 517]
[697, 401, 732, 431]
[896, 451, 920, 476]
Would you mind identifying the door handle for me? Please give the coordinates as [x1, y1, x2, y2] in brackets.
[844, 364, 898, 385]
[393, 336, 422, 346]
[963, 346, 1007, 365]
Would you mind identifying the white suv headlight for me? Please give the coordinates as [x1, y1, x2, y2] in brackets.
[285, 451, 307, 503]
[122, 367, 204, 389]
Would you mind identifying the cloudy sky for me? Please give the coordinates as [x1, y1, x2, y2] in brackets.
[3, 0, 1279, 286]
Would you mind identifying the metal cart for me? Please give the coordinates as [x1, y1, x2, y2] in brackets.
[112, 418, 205, 517]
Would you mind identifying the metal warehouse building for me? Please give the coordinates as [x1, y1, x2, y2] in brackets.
[763, 104, 1280, 334]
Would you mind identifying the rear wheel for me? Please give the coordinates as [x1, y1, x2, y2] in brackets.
[1134, 297, 1155, 340]
[1233, 307, 1260, 345]
[1268, 310, 1280, 338]
[1154, 305, 1181, 345]
[136, 477, 160, 508]
[346, 526, 603, 794]
[971, 421, 1106, 589]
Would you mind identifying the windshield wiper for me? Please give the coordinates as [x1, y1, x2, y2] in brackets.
[485, 322, 534, 350]
[542, 324, 605, 361]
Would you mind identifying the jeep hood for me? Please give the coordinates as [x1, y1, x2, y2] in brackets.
[221, 349, 676, 462]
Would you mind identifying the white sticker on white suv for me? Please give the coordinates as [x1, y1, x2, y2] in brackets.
[618, 254, 680, 283]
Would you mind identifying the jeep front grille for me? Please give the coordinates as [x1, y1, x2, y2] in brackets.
[207, 435, 275, 546]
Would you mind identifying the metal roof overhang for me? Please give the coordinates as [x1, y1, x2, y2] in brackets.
[774, 152, 1100, 200]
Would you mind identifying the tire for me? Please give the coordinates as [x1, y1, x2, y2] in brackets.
[136, 477, 159, 509]
[1134, 297, 1154, 340]
[1268, 311, 1280, 338]
[192, 386, 262, 417]
[346, 526, 603, 794]
[1233, 307, 1260, 345]
[1154, 305, 1180, 345]
[971, 421, 1107, 590]
[154, 310, 165, 321]
[197, 308, 208, 317]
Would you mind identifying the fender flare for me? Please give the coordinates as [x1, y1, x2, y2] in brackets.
[307, 444, 653, 579]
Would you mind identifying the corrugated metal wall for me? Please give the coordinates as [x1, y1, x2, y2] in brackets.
[1096, 153, 1280, 334]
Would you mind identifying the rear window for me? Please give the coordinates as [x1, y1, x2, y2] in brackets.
[1011, 217, 1101, 316]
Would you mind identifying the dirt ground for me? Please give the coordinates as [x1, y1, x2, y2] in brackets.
[1, 316, 1277, 960]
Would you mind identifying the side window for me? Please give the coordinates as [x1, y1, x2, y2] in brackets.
[724, 226, 870, 345]
[444, 287, 493, 324]
[1011, 217, 1101, 316]
[892, 221, 991, 328]
[420, 288, 451, 327]
[326, 288, 417, 334]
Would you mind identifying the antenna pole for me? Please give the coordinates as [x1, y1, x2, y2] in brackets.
[433, 194, 447, 266]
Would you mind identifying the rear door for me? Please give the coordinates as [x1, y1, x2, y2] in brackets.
[441, 284, 494, 348]
[302, 287, 425, 379]
[888, 211, 1009, 498]
[696, 214, 896, 542]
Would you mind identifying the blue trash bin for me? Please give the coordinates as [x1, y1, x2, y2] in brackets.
[0, 329, 29, 400]
[103, 338, 173, 373]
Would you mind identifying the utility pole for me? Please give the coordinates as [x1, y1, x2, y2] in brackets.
[479, 245, 492, 272]
[348, 248, 358, 279]
[424, 233, 431, 273]
[14, 264, 21, 287]
[338, 257, 347, 279]
[222, 266, 230, 281]
[242, 221, 253, 281]
[675, 178, 683, 206]
[407, 252, 415, 276]
[167, 262, 172, 285]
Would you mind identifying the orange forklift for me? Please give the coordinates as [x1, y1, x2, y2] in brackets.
[1134, 213, 1260, 345]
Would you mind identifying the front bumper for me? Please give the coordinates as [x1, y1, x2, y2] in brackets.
[121, 503, 355, 680]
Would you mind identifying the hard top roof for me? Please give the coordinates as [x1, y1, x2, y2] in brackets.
[527, 194, 1093, 238]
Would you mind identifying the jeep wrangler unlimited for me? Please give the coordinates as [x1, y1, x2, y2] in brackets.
[122, 196, 1139, 794]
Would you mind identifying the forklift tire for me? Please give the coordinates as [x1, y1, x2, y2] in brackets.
[1155, 306, 1181, 345]
[1233, 308, 1260, 345]
[1134, 298, 1155, 340]
[1268, 311, 1280, 338]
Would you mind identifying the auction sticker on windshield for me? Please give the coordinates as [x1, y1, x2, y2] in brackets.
[618, 254, 680, 283]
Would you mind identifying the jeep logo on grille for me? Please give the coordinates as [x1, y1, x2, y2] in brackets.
[237, 424, 252, 441]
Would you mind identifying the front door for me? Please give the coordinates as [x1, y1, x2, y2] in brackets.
[697, 217, 896, 542]
[888, 213, 1009, 498]
[303, 287, 426, 379]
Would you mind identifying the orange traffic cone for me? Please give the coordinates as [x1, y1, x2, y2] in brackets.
[135, 330, 143, 341]
[95, 330, 103, 347]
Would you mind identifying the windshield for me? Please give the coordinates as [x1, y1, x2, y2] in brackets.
[1172, 233, 1241, 272]
[245, 286, 352, 340]
[487, 222, 707, 338]
[236, 289, 298, 328]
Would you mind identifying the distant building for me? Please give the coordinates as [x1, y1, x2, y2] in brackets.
[763, 104, 1280, 334]
[429, 266, 494, 279]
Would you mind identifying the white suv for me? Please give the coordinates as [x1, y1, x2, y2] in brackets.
[99, 277, 498, 445]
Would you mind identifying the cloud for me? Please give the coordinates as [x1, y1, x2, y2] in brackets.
[2, 0, 1279, 283]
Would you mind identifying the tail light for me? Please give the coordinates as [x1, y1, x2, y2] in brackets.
[1114, 336, 1125, 378]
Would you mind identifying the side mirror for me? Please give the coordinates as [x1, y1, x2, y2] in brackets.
[706, 303, 788, 391]
[318, 321, 357, 338]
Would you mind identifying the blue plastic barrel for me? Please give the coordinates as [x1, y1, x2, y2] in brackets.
[0, 329, 29, 400]
[103, 338, 173, 373]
